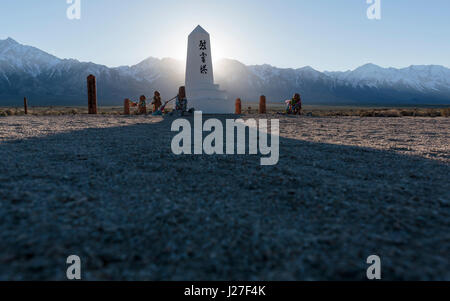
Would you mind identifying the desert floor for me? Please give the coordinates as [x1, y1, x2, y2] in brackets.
[0, 114, 449, 280]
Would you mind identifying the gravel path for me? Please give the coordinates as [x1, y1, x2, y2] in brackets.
[0, 115, 449, 280]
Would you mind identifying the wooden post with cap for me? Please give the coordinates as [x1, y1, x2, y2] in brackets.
[235, 98, 242, 114]
[23, 97, 28, 115]
[87, 74, 97, 114]
[259, 95, 266, 114]
[124, 98, 130, 115]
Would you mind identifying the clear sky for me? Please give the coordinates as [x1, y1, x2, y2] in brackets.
[1, 0, 449, 71]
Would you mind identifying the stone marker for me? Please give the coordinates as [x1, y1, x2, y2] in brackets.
[259, 95, 266, 114]
[185, 25, 233, 114]
[235, 98, 242, 114]
[87, 75, 97, 114]
[124, 98, 130, 115]
[23, 97, 28, 115]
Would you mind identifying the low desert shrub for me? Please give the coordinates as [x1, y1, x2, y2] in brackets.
[440, 108, 450, 117]
[400, 110, 414, 116]
[359, 110, 374, 117]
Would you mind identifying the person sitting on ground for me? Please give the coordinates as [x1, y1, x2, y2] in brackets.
[286, 93, 302, 115]
[151, 91, 162, 113]
[292, 93, 302, 115]
[285, 99, 291, 114]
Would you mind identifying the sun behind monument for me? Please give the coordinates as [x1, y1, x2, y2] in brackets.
[185, 25, 234, 114]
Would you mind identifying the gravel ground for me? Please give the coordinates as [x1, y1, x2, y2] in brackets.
[0, 114, 449, 280]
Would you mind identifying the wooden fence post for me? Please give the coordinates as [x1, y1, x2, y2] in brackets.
[23, 97, 28, 115]
[124, 98, 130, 115]
[87, 75, 97, 114]
[259, 95, 266, 114]
[235, 98, 242, 114]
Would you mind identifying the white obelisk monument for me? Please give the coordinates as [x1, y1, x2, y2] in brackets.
[185, 25, 233, 114]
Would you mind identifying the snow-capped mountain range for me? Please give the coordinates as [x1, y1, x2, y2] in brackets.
[1, 37, 449, 106]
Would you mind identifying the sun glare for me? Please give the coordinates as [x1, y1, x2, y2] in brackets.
[161, 25, 230, 63]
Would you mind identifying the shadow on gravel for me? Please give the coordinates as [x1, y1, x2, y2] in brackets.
[0, 116, 449, 281]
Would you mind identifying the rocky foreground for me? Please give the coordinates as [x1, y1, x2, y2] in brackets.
[0, 114, 448, 280]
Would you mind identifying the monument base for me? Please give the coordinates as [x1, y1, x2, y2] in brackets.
[188, 97, 234, 114]
[187, 84, 234, 114]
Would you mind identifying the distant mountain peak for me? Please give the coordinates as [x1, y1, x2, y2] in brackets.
[2, 37, 19, 44]
[355, 63, 383, 70]
[298, 66, 319, 72]
[0, 37, 61, 77]
[0, 37, 19, 51]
